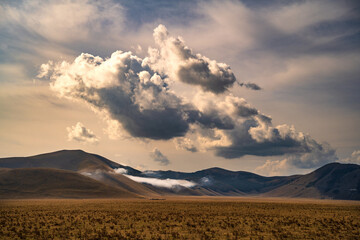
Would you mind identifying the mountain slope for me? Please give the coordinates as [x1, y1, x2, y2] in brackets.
[82, 171, 161, 197]
[264, 163, 360, 200]
[0, 150, 141, 174]
[0, 168, 141, 199]
[0, 150, 163, 198]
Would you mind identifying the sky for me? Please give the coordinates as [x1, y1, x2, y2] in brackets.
[0, 0, 359, 176]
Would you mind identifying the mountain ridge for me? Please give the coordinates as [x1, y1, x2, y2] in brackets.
[0, 150, 359, 200]
[264, 162, 360, 200]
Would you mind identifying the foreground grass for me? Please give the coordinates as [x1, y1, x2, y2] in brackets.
[0, 198, 359, 239]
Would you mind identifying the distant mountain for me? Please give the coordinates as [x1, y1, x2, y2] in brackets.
[264, 163, 360, 200]
[0, 168, 141, 199]
[145, 167, 300, 195]
[0, 150, 359, 200]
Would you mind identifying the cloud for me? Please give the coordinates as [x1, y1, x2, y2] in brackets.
[284, 141, 338, 168]
[174, 137, 198, 152]
[44, 51, 192, 140]
[238, 82, 261, 90]
[124, 175, 196, 189]
[86, 165, 197, 189]
[142, 24, 260, 94]
[113, 168, 128, 174]
[212, 114, 337, 165]
[255, 159, 289, 177]
[256, 142, 338, 176]
[0, 0, 126, 78]
[112, 166, 196, 189]
[67, 122, 99, 144]
[150, 148, 170, 166]
[1, 0, 124, 44]
[42, 24, 338, 170]
[339, 150, 360, 165]
[199, 176, 212, 186]
[192, 92, 338, 169]
[264, 0, 351, 35]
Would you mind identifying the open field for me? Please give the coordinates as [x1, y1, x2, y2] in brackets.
[1, 198, 359, 239]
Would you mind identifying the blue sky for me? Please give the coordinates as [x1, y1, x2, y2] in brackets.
[0, 0, 359, 175]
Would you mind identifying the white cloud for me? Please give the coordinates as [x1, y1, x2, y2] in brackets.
[143, 24, 238, 93]
[113, 168, 128, 174]
[87, 167, 197, 189]
[67, 122, 99, 144]
[124, 175, 196, 189]
[45, 49, 191, 140]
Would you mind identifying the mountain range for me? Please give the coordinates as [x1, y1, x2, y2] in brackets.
[0, 150, 359, 200]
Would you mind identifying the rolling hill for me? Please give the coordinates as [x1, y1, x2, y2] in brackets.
[0, 168, 141, 199]
[0, 150, 359, 200]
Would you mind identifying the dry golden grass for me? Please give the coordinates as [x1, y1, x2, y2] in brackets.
[0, 198, 359, 239]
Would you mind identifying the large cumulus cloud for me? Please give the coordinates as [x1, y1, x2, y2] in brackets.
[43, 50, 193, 140]
[191, 93, 337, 168]
[40, 24, 338, 170]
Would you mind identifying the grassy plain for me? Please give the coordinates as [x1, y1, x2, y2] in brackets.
[0, 197, 359, 239]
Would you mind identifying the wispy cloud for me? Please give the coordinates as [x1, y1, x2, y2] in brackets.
[0, 0, 125, 77]
[124, 175, 196, 189]
[113, 167, 196, 189]
[112, 167, 196, 189]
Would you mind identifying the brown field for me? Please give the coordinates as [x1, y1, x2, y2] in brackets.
[1, 197, 359, 240]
